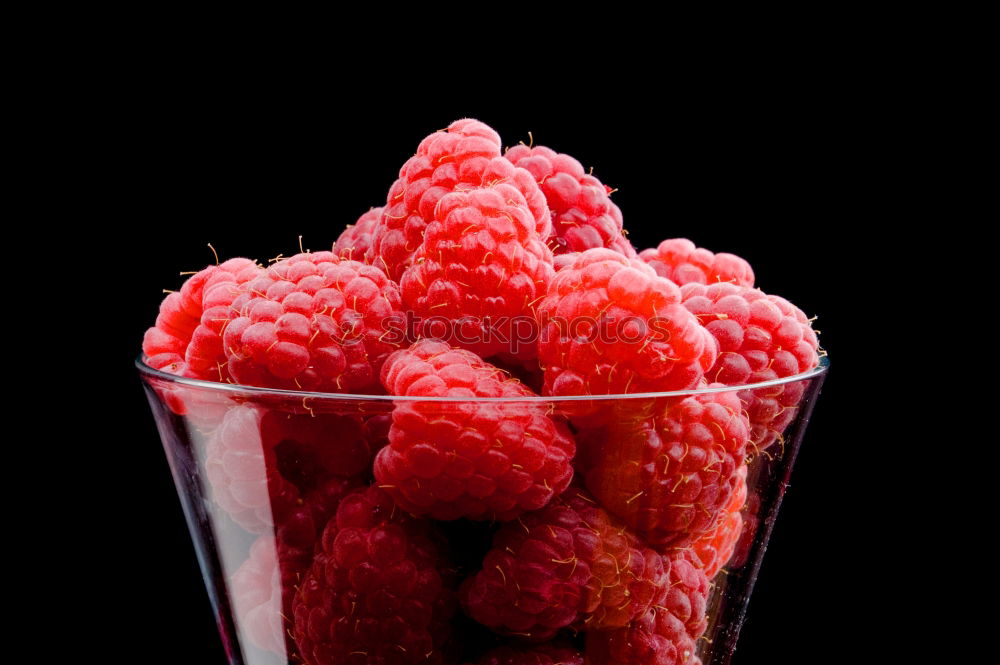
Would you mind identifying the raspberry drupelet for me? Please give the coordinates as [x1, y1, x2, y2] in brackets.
[680, 282, 820, 451]
[369, 118, 551, 282]
[577, 387, 750, 549]
[585, 550, 710, 665]
[223, 251, 405, 393]
[639, 238, 754, 288]
[552, 252, 579, 272]
[505, 144, 635, 257]
[333, 206, 383, 263]
[460, 486, 669, 641]
[537, 249, 717, 398]
[374, 340, 575, 521]
[292, 486, 457, 665]
[400, 183, 555, 359]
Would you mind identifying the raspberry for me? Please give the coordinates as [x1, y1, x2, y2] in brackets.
[141, 350, 190, 414]
[585, 550, 709, 665]
[223, 251, 405, 393]
[141, 259, 263, 422]
[639, 238, 754, 288]
[206, 406, 295, 532]
[292, 486, 457, 665]
[468, 644, 584, 665]
[505, 144, 634, 257]
[374, 340, 575, 521]
[142, 257, 262, 380]
[681, 282, 820, 450]
[578, 387, 750, 549]
[142, 293, 195, 371]
[460, 486, 668, 640]
[362, 411, 392, 453]
[230, 477, 359, 656]
[205, 405, 376, 533]
[231, 535, 286, 655]
[334, 206, 383, 262]
[537, 249, 717, 398]
[400, 184, 555, 359]
[188, 259, 266, 380]
[690, 465, 747, 579]
[370, 119, 551, 281]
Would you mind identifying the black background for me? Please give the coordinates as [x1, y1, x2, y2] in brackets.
[75, 90, 884, 664]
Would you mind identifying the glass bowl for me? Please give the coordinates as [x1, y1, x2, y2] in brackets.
[138, 355, 827, 665]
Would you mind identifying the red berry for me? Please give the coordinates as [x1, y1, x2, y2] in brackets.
[334, 206, 383, 262]
[681, 282, 820, 450]
[205, 405, 376, 533]
[585, 550, 709, 665]
[577, 387, 750, 548]
[370, 119, 551, 281]
[292, 486, 457, 665]
[230, 535, 287, 655]
[538, 249, 717, 398]
[460, 486, 669, 640]
[374, 340, 575, 521]
[141, 259, 263, 422]
[506, 144, 634, 257]
[141, 350, 193, 419]
[230, 477, 359, 656]
[400, 184, 555, 359]
[639, 238, 754, 287]
[223, 251, 405, 393]
[690, 465, 748, 579]
[143, 293, 196, 371]
[468, 644, 583, 665]
[143, 257, 262, 381]
[187, 258, 266, 379]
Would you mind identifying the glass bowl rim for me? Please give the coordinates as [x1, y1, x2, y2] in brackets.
[136, 354, 828, 404]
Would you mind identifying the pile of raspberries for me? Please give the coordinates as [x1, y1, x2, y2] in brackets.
[143, 119, 821, 665]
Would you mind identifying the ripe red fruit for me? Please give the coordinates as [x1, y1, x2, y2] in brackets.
[230, 477, 360, 656]
[143, 257, 262, 380]
[639, 238, 754, 287]
[292, 486, 457, 665]
[333, 206, 383, 263]
[690, 465, 748, 579]
[537, 249, 717, 398]
[460, 486, 669, 640]
[205, 405, 377, 533]
[369, 118, 551, 282]
[400, 183, 555, 359]
[577, 387, 750, 549]
[585, 550, 709, 665]
[223, 251, 405, 393]
[505, 144, 635, 258]
[230, 535, 287, 655]
[374, 340, 575, 521]
[141, 258, 263, 421]
[681, 282, 820, 450]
